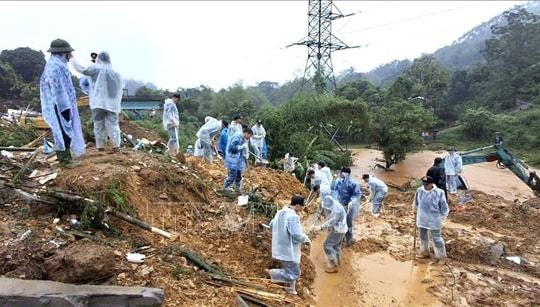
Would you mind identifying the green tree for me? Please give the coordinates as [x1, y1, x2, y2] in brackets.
[0, 47, 46, 83]
[335, 79, 383, 106]
[135, 85, 161, 97]
[372, 99, 435, 169]
[481, 8, 540, 109]
[460, 107, 494, 139]
[405, 55, 450, 120]
[0, 60, 20, 97]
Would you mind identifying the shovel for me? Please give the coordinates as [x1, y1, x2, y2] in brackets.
[237, 158, 253, 206]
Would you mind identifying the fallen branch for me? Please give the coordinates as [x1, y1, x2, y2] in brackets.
[109, 210, 173, 239]
[37, 190, 176, 239]
[169, 245, 222, 275]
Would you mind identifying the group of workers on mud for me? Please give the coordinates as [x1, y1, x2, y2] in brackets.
[266, 148, 461, 295]
[39, 38, 458, 296]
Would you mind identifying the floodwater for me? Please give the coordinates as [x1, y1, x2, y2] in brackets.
[349, 148, 534, 201]
[311, 232, 442, 307]
[310, 148, 535, 306]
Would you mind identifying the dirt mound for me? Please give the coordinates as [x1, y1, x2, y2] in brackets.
[119, 119, 164, 142]
[449, 190, 540, 238]
[523, 197, 540, 209]
[1, 147, 312, 305]
[186, 157, 308, 204]
[352, 237, 390, 255]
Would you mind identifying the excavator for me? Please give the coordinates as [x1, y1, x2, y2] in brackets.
[442, 134, 540, 195]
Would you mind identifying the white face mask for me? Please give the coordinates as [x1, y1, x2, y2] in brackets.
[341, 172, 350, 179]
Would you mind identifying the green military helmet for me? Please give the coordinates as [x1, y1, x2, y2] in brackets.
[47, 38, 74, 53]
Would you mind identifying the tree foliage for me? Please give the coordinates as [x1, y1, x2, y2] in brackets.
[371, 99, 435, 169]
[0, 47, 46, 83]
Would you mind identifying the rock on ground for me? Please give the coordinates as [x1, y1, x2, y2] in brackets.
[44, 243, 116, 284]
[0, 277, 164, 307]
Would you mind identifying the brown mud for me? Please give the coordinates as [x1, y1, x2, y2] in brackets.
[309, 149, 539, 306]
[1, 143, 539, 306]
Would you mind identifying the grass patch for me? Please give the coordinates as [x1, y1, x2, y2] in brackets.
[105, 176, 132, 214]
[0, 124, 39, 147]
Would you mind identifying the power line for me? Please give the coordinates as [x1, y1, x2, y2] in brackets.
[342, 3, 483, 35]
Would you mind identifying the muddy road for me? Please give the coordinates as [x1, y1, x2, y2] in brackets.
[308, 149, 540, 306]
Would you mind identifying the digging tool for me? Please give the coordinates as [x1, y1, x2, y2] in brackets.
[412, 207, 418, 262]
[237, 158, 253, 206]
[302, 161, 311, 186]
[249, 150, 269, 166]
[304, 189, 314, 206]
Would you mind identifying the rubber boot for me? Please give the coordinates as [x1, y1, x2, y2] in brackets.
[59, 150, 79, 169]
[56, 151, 66, 163]
[325, 260, 339, 274]
[417, 248, 430, 259]
[286, 280, 297, 295]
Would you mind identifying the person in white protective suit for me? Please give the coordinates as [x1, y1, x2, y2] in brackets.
[362, 174, 388, 218]
[193, 139, 203, 157]
[266, 196, 311, 295]
[250, 120, 266, 162]
[280, 153, 298, 176]
[310, 195, 348, 273]
[162, 94, 180, 156]
[195, 116, 222, 163]
[413, 176, 449, 265]
[307, 167, 332, 200]
[317, 161, 333, 185]
[71, 51, 123, 153]
[444, 147, 463, 194]
[228, 115, 243, 137]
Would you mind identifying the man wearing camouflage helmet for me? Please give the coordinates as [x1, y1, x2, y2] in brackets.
[40, 39, 86, 167]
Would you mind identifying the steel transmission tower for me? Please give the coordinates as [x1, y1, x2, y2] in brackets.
[288, 0, 359, 94]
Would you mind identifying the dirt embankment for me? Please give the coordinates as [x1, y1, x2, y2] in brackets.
[0, 148, 313, 306]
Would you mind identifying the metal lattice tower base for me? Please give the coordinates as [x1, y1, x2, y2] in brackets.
[288, 0, 358, 94]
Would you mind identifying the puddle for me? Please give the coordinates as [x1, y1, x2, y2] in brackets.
[310, 230, 443, 306]
[352, 253, 442, 307]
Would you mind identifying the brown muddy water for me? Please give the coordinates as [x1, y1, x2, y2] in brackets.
[349, 148, 534, 201]
[310, 148, 535, 306]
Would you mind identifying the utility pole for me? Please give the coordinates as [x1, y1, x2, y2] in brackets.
[288, 0, 359, 94]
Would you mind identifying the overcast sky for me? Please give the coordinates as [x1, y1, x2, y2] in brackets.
[0, 1, 524, 91]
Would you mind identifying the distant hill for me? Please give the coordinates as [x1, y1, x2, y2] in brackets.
[356, 1, 540, 87]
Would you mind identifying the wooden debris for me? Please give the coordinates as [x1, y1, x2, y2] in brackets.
[233, 287, 290, 303]
[0, 147, 39, 152]
[11, 150, 39, 184]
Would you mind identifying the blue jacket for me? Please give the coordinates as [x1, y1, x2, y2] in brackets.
[332, 177, 361, 206]
[218, 127, 228, 155]
[262, 139, 268, 159]
[225, 133, 248, 171]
